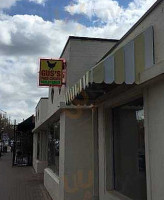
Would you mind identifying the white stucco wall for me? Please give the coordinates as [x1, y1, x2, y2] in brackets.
[44, 168, 60, 200]
[47, 86, 65, 121]
[67, 39, 117, 87]
[59, 109, 94, 200]
[144, 79, 164, 200]
[35, 98, 48, 129]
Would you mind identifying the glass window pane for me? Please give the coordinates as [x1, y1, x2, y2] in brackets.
[48, 121, 60, 175]
[113, 99, 147, 200]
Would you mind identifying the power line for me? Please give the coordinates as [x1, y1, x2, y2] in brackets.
[0, 109, 7, 114]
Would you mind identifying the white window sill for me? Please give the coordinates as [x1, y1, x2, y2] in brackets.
[106, 190, 133, 200]
[44, 168, 59, 184]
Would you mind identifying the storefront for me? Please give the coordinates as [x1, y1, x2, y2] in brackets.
[33, 37, 117, 200]
[33, 1, 164, 200]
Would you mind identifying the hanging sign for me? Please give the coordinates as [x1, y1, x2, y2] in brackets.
[39, 59, 63, 87]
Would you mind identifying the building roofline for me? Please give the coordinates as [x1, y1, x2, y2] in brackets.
[17, 115, 34, 126]
[68, 36, 118, 42]
[36, 97, 48, 108]
[99, 0, 162, 62]
[60, 36, 119, 58]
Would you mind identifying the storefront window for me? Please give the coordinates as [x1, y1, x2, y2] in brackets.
[48, 121, 60, 175]
[113, 98, 147, 200]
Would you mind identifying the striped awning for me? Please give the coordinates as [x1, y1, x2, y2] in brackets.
[66, 26, 154, 104]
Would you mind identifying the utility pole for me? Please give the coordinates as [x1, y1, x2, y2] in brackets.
[12, 120, 16, 166]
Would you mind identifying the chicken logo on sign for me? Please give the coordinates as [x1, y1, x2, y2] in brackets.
[39, 59, 63, 87]
[47, 60, 57, 69]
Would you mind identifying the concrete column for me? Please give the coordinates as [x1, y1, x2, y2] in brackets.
[92, 108, 99, 200]
[144, 80, 164, 200]
[60, 109, 94, 200]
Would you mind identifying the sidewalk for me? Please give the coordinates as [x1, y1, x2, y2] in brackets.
[0, 153, 52, 200]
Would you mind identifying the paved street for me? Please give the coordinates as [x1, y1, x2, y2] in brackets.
[0, 152, 52, 200]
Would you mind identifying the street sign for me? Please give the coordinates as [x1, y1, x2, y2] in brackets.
[39, 59, 63, 87]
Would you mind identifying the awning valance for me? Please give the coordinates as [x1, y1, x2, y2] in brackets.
[66, 26, 154, 104]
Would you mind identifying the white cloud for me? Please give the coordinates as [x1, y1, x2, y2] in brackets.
[65, 0, 156, 25]
[0, 0, 20, 10]
[29, 0, 47, 5]
[0, 0, 157, 123]
[65, 0, 123, 23]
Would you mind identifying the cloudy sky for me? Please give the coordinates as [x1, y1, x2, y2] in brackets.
[0, 0, 157, 123]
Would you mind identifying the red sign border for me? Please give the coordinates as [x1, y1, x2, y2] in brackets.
[39, 58, 64, 87]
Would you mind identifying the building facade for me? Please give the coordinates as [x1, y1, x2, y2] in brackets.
[33, 37, 118, 199]
[33, 1, 164, 200]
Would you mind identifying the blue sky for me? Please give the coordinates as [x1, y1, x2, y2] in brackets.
[0, 0, 156, 122]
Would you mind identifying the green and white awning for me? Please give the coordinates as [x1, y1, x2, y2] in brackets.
[66, 26, 154, 104]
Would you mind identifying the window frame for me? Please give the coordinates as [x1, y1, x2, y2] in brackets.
[47, 120, 60, 176]
[104, 96, 149, 200]
[37, 132, 40, 160]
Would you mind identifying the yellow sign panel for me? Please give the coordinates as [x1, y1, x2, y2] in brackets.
[39, 59, 63, 87]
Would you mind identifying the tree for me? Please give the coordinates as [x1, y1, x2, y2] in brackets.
[0, 113, 14, 141]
